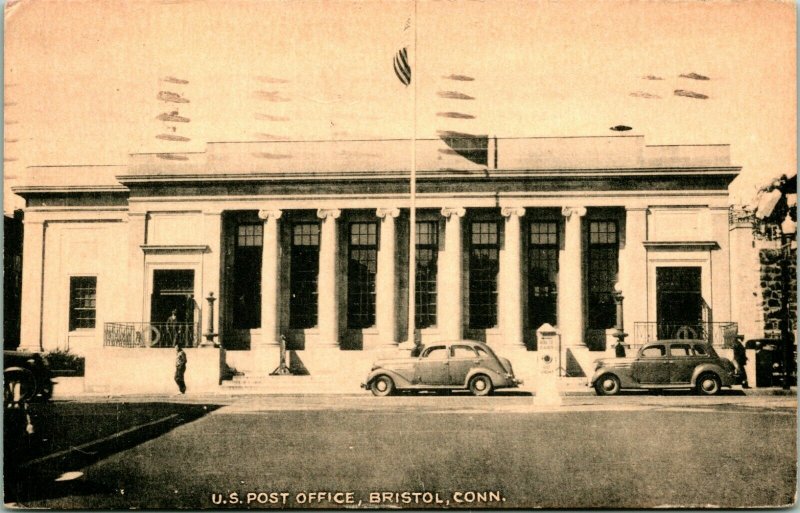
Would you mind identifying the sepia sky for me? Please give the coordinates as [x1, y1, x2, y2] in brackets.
[3, 0, 796, 211]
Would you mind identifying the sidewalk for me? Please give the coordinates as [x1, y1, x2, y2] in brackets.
[52, 376, 796, 399]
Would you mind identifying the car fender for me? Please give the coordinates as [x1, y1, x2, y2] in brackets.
[590, 364, 636, 388]
[691, 364, 734, 387]
[364, 368, 413, 389]
[464, 367, 506, 388]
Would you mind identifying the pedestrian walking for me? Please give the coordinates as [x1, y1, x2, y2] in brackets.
[174, 343, 187, 394]
[732, 335, 749, 389]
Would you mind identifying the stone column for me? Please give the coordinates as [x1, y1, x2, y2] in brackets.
[19, 219, 45, 351]
[317, 208, 341, 347]
[500, 207, 526, 349]
[375, 208, 400, 346]
[559, 206, 587, 347]
[620, 207, 648, 342]
[439, 207, 466, 340]
[258, 209, 282, 348]
[201, 210, 223, 346]
[126, 212, 148, 325]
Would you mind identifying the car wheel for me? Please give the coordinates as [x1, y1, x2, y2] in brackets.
[594, 374, 621, 396]
[370, 375, 395, 397]
[696, 373, 721, 395]
[468, 374, 493, 396]
[4, 369, 36, 404]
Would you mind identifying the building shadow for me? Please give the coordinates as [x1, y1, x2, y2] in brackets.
[4, 401, 221, 504]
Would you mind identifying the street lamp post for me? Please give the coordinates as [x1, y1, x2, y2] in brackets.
[612, 285, 628, 357]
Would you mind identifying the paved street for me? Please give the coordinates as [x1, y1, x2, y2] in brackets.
[6, 392, 797, 509]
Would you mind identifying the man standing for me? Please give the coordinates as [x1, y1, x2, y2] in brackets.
[732, 335, 749, 389]
[174, 344, 187, 394]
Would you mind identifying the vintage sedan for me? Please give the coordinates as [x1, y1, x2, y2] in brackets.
[4, 350, 54, 404]
[362, 340, 522, 396]
[590, 340, 736, 396]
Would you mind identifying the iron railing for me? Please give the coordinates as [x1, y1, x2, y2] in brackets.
[104, 322, 199, 348]
[632, 322, 738, 351]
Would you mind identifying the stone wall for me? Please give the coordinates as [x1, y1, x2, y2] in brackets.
[760, 248, 797, 336]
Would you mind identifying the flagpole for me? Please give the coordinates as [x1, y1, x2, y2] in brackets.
[407, 0, 418, 349]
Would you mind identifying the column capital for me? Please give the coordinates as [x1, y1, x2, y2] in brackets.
[440, 207, 466, 219]
[258, 209, 283, 221]
[317, 208, 341, 220]
[624, 206, 650, 213]
[203, 208, 224, 216]
[376, 207, 400, 219]
[501, 206, 526, 218]
[561, 206, 587, 219]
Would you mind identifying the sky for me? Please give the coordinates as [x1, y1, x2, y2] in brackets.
[3, 0, 796, 211]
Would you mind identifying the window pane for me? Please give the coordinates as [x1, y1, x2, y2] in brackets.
[424, 346, 448, 359]
[588, 220, 619, 330]
[642, 346, 665, 357]
[290, 223, 320, 328]
[416, 221, 438, 329]
[670, 344, 691, 356]
[451, 345, 477, 358]
[470, 221, 499, 329]
[69, 276, 97, 330]
[237, 223, 264, 247]
[348, 223, 378, 328]
[234, 225, 263, 328]
[529, 221, 559, 339]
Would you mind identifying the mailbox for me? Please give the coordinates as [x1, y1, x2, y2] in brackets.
[536, 323, 560, 376]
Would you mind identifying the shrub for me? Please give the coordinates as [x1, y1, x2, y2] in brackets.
[44, 348, 85, 376]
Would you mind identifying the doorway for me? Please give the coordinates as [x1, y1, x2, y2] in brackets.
[151, 269, 196, 347]
[656, 267, 703, 339]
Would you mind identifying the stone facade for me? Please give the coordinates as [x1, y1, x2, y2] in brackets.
[13, 135, 750, 392]
[759, 248, 797, 336]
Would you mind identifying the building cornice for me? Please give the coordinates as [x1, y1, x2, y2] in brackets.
[115, 166, 740, 185]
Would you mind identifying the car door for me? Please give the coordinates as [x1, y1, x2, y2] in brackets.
[668, 343, 695, 384]
[414, 345, 450, 385]
[449, 344, 479, 385]
[632, 344, 669, 384]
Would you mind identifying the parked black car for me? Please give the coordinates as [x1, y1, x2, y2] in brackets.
[4, 350, 53, 404]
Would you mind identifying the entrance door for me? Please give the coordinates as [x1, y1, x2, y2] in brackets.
[656, 267, 703, 340]
[151, 270, 195, 347]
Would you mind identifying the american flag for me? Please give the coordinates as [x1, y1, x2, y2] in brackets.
[393, 47, 411, 87]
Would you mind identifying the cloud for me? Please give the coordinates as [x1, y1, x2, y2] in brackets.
[679, 72, 710, 81]
[156, 134, 191, 141]
[254, 90, 290, 102]
[157, 91, 190, 103]
[254, 113, 290, 122]
[674, 89, 709, 99]
[629, 91, 661, 99]
[442, 74, 475, 81]
[161, 76, 189, 84]
[642, 75, 664, 80]
[156, 111, 190, 123]
[436, 111, 476, 119]
[437, 91, 475, 100]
